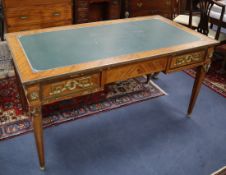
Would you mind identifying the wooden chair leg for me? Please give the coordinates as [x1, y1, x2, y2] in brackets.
[215, 26, 222, 40]
[218, 57, 226, 74]
[210, 23, 213, 29]
[0, 19, 4, 41]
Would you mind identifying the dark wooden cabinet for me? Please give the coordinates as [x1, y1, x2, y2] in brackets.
[123, 0, 180, 19]
[2, 0, 180, 33]
[75, 0, 121, 23]
[2, 0, 73, 32]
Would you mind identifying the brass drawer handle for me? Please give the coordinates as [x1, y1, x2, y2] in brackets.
[19, 16, 28, 20]
[137, 2, 143, 8]
[112, 0, 118, 5]
[52, 12, 61, 16]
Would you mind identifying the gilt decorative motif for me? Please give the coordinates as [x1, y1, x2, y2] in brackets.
[49, 76, 94, 96]
[207, 48, 214, 59]
[29, 92, 39, 101]
[30, 106, 41, 117]
[174, 52, 204, 66]
[203, 63, 211, 73]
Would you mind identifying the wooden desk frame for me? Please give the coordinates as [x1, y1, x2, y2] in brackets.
[6, 16, 218, 170]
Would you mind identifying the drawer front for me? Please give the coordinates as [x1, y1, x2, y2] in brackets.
[129, 0, 172, 11]
[7, 20, 72, 32]
[6, 8, 42, 26]
[41, 73, 101, 103]
[130, 9, 171, 18]
[105, 58, 167, 84]
[109, 0, 121, 19]
[170, 50, 206, 69]
[6, 4, 72, 27]
[3, 0, 72, 8]
[40, 4, 72, 23]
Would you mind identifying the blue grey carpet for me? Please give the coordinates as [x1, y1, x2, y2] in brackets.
[0, 72, 226, 175]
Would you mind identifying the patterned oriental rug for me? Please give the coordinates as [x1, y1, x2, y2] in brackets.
[184, 59, 226, 98]
[0, 77, 166, 141]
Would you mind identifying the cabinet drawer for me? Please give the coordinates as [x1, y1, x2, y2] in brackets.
[7, 20, 72, 32]
[40, 4, 72, 23]
[6, 7, 42, 26]
[129, 0, 172, 11]
[3, 0, 72, 8]
[6, 4, 72, 27]
[170, 50, 206, 69]
[130, 10, 171, 18]
[41, 73, 101, 103]
[105, 58, 167, 84]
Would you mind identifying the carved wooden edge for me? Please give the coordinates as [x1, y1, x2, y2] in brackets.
[6, 16, 219, 85]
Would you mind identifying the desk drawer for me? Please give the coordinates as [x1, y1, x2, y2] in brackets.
[105, 58, 167, 84]
[170, 50, 206, 70]
[41, 73, 101, 103]
[6, 3, 72, 27]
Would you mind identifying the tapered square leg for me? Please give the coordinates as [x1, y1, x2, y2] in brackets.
[187, 65, 207, 116]
[30, 105, 45, 170]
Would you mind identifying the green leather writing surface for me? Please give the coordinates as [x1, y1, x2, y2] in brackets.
[19, 19, 200, 71]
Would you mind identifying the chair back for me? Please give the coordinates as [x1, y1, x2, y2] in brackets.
[189, 0, 226, 40]
[197, 0, 214, 35]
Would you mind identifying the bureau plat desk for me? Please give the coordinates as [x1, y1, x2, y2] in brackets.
[6, 15, 218, 169]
